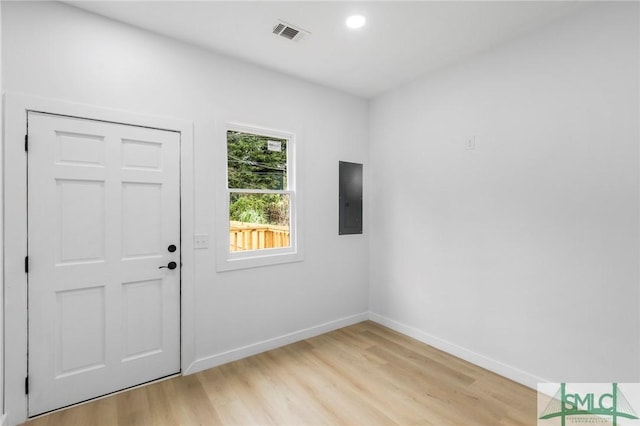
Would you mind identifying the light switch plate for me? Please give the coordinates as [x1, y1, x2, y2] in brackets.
[194, 234, 209, 249]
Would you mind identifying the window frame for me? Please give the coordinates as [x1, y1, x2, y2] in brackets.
[216, 122, 303, 271]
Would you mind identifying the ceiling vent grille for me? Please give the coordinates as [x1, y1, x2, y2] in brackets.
[272, 20, 310, 42]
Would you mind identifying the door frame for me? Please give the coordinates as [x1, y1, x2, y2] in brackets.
[3, 93, 196, 426]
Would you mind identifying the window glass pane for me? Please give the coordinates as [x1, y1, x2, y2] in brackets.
[229, 193, 290, 252]
[227, 131, 287, 190]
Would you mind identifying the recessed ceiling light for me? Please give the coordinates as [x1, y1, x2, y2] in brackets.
[346, 15, 366, 29]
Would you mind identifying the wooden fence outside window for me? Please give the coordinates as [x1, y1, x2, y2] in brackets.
[229, 221, 290, 252]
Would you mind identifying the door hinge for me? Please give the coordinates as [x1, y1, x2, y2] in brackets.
[25, 134, 28, 152]
[25, 256, 29, 274]
[25, 376, 29, 395]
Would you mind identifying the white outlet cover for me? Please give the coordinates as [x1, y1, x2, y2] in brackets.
[465, 136, 475, 150]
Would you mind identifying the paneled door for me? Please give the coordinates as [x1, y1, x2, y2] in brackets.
[27, 112, 181, 416]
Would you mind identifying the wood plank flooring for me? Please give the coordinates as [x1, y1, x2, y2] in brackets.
[24, 321, 537, 425]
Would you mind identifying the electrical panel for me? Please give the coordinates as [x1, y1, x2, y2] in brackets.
[339, 161, 363, 235]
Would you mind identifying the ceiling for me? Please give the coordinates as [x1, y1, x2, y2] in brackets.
[67, 1, 588, 99]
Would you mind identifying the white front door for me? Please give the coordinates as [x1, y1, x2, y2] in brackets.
[27, 112, 181, 416]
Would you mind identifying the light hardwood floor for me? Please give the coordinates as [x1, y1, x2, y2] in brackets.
[24, 321, 536, 426]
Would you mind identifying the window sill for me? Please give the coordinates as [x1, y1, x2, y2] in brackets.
[216, 249, 304, 272]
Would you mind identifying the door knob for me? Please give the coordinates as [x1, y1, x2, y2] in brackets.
[168, 244, 176, 253]
[159, 261, 177, 270]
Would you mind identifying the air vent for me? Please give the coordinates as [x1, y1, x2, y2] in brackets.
[272, 20, 310, 42]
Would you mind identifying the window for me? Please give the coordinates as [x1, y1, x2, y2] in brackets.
[217, 123, 303, 271]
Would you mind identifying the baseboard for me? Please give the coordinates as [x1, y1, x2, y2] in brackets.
[185, 312, 369, 374]
[185, 311, 546, 390]
[369, 312, 547, 390]
[1, 413, 7, 426]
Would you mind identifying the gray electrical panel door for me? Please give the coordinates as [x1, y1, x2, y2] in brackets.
[339, 161, 363, 235]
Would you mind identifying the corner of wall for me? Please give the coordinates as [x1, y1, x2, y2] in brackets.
[1, 0, 5, 419]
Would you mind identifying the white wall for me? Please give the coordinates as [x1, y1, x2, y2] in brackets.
[2, 0, 368, 377]
[369, 2, 639, 385]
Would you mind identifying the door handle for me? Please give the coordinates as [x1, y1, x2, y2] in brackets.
[159, 261, 177, 270]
